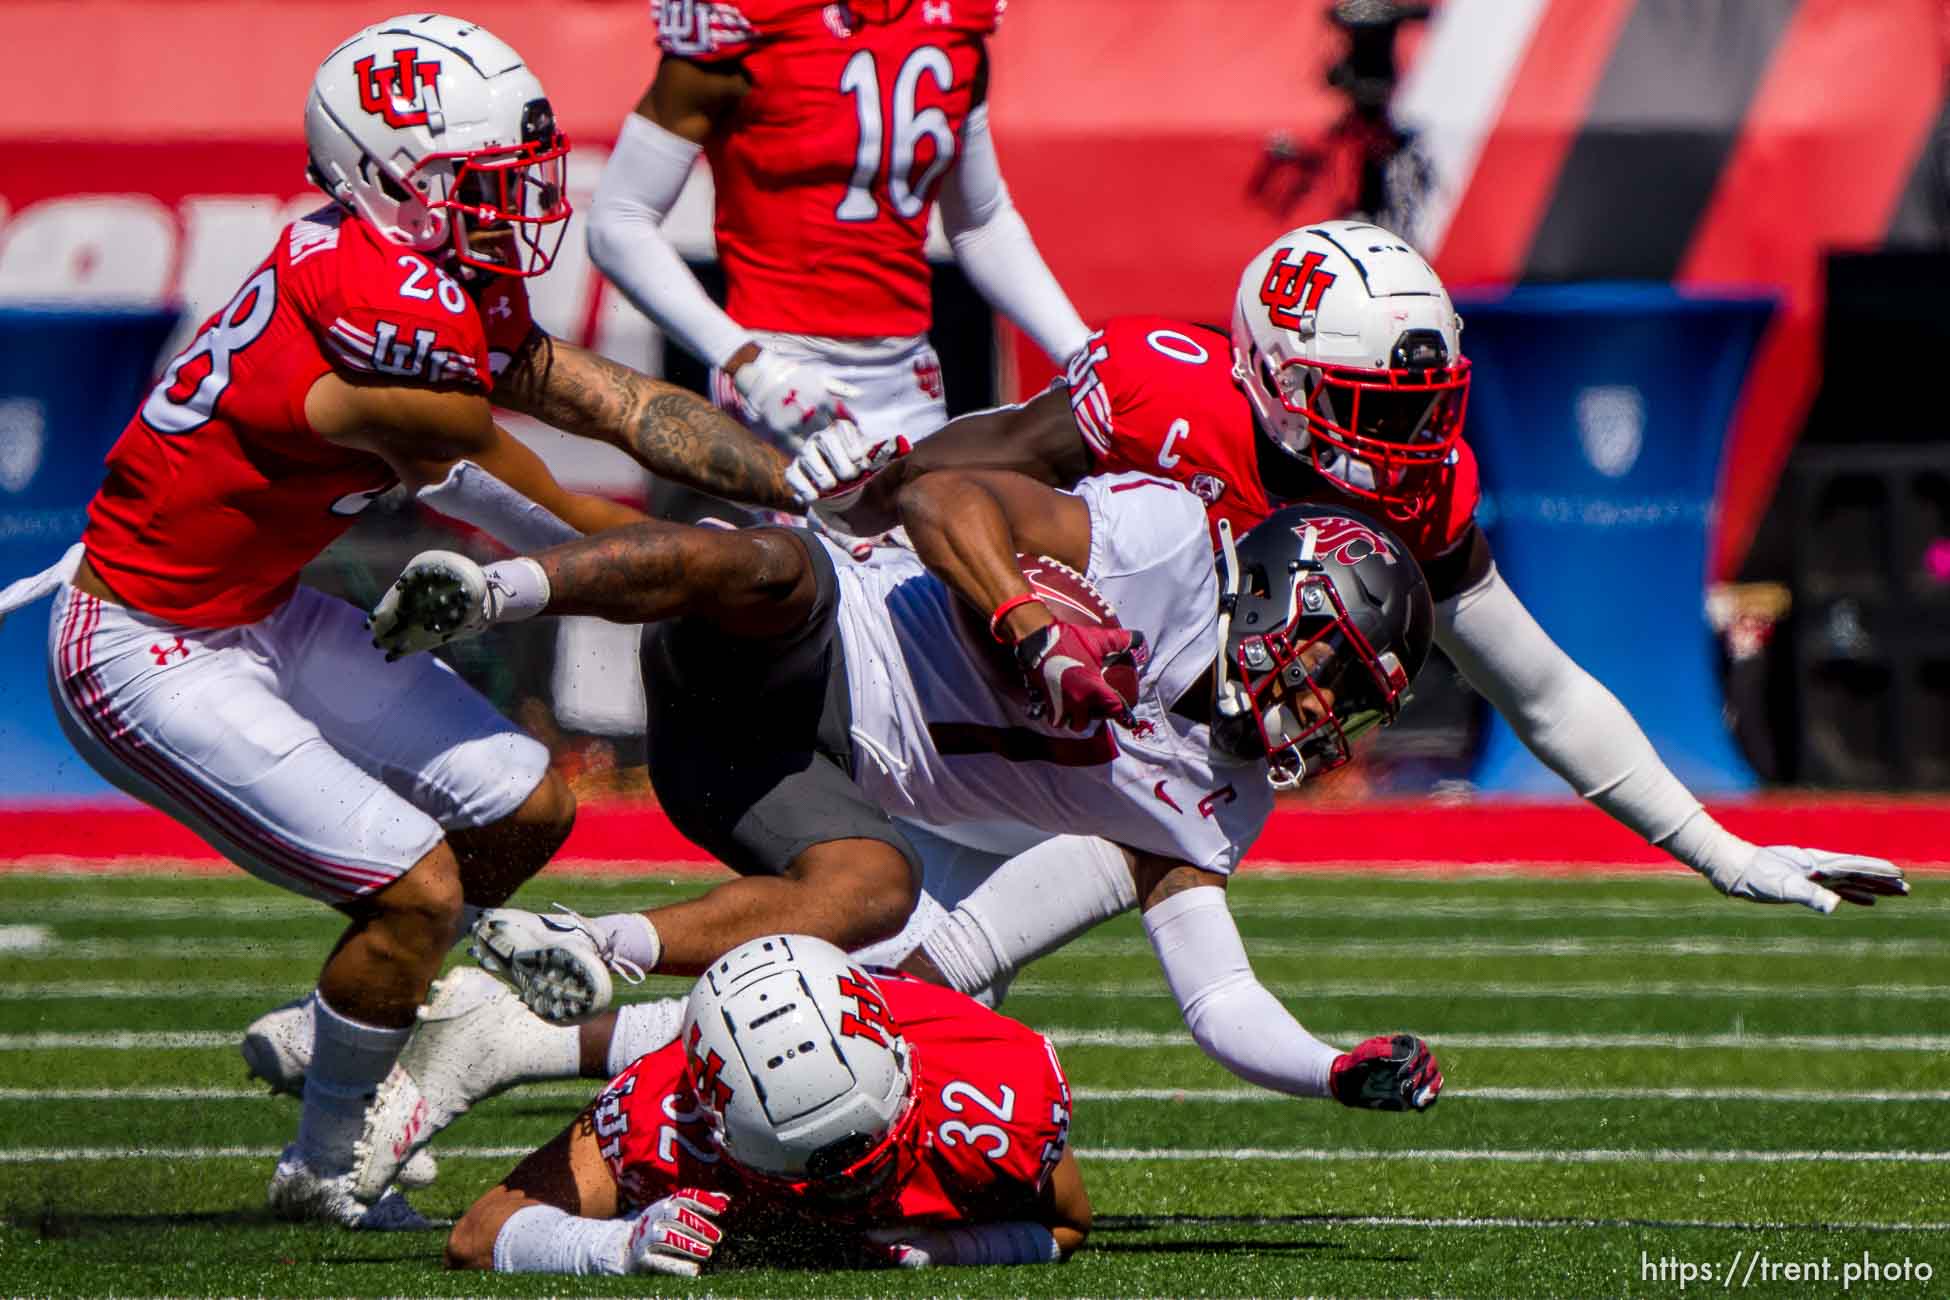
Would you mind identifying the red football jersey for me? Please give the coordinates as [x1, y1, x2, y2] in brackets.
[590, 972, 1071, 1241]
[1065, 315, 1481, 561]
[655, 0, 1002, 338]
[83, 208, 534, 628]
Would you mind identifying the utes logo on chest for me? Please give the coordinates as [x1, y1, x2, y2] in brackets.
[355, 49, 443, 129]
[1259, 247, 1336, 332]
[1298, 515, 1399, 567]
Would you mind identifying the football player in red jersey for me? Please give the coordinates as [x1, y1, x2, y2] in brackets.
[34, 14, 802, 1229]
[585, 0, 1088, 481]
[787, 219, 1906, 1006]
[446, 934, 1090, 1276]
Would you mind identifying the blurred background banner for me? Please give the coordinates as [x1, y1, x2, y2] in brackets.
[0, 305, 180, 796]
[1454, 285, 1774, 794]
[0, 0, 1945, 805]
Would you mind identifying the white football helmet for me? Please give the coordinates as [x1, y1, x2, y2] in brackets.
[1231, 220, 1469, 515]
[305, 13, 571, 277]
[682, 936, 919, 1199]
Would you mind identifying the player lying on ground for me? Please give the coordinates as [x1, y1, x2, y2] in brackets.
[775, 220, 1906, 1005]
[589, 0, 1086, 472]
[359, 463, 1441, 1191]
[446, 934, 1089, 1275]
[4, 13, 805, 1231]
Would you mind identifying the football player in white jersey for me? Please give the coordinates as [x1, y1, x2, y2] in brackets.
[357, 463, 1441, 1187]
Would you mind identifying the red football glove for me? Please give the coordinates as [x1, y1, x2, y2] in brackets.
[1012, 621, 1139, 732]
[1329, 1034, 1443, 1112]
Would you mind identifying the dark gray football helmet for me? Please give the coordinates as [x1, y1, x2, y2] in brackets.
[1210, 504, 1432, 786]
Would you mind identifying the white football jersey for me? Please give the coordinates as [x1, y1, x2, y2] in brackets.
[831, 472, 1273, 873]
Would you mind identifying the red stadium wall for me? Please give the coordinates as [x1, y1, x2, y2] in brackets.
[9, 2, 1939, 577]
[2, 798, 1945, 872]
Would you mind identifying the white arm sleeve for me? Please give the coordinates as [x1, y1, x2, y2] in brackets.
[415, 461, 582, 553]
[1141, 887, 1339, 1099]
[492, 1203, 633, 1275]
[937, 104, 1090, 366]
[1435, 563, 1754, 878]
[587, 113, 752, 370]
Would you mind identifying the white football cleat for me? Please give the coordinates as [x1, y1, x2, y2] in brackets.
[267, 1143, 429, 1231]
[241, 995, 313, 1097]
[351, 968, 563, 1201]
[243, 996, 439, 1189]
[471, 906, 644, 1024]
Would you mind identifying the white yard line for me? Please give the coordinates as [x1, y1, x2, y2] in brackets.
[1064, 937, 1950, 959]
[3, 977, 1943, 1005]
[13, 894, 1947, 921]
[0, 1144, 1943, 1167]
[1047, 1029, 1950, 1052]
[6, 1084, 1946, 1104]
[1010, 979, 1950, 1003]
[9, 1028, 1950, 1053]
[0, 925, 50, 953]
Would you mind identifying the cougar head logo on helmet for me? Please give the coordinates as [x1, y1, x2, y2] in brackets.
[306, 13, 572, 277]
[1210, 504, 1433, 788]
[1231, 220, 1470, 518]
[681, 936, 920, 1205]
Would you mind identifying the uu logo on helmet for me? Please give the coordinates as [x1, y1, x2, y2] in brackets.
[1258, 247, 1337, 332]
[354, 49, 442, 129]
[1294, 515, 1399, 567]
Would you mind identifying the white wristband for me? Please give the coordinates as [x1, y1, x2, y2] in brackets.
[482, 557, 551, 623]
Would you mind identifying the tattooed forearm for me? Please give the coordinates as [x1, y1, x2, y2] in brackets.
[497, 330, 794, 510]
[532, 521, 804, 625]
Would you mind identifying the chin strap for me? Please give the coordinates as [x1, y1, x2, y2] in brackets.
[1212, 517, 1249, 723]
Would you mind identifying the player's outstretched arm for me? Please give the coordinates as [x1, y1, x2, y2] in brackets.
[309, 371, 646, 540]
[804, 386, 1089, 533]
[868, 1148, 1092, 1267]
[495, 330, 796, 510]
[1132, 854, 1442, 1110]
[1433, 555, 1908, 912]
[448, 1109, 727, 1275]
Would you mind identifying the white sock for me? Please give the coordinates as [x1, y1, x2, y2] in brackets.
[299, 996, 412, 1171]
[591, 912, 662, 971]
[919, 835, 1136, 996]
[492, 1203, 633, 1274]
[606, 999, 685, 1077]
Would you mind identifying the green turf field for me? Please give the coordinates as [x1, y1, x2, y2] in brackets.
[1, 869, 1944, 1297]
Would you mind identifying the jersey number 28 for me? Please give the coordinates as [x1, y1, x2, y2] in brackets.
[836, 46, 956, 223]
[140, 267, 277, 435]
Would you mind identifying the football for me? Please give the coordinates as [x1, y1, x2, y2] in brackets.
[958, 553, 1141, 711]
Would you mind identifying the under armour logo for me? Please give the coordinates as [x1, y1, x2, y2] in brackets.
[149, 637, 190, 667]
[922, 0, 953, 22]
[487, 298, 513, 320]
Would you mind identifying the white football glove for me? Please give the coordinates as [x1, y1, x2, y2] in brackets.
[624, 1189, 730, 1276]
[731, 349, 861, 448]
[368, 551, 547, 661]
[1702, 845, 1909, 913]
[784, 419, 911, 507]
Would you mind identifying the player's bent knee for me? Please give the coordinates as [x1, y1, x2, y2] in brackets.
[370, 852, 468, 953]
[444, 1200, 501, 1270]
[514, 767, 577, 847]
[815, 840, 920, 949]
